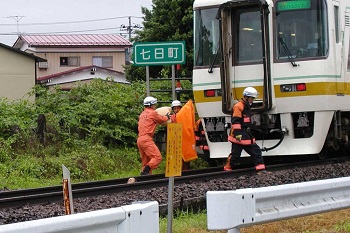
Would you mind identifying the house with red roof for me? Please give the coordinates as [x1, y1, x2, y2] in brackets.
[13, 34, 132, 89]
[37, 65, 129, 90]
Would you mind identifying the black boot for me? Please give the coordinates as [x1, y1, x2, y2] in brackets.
[140, 165, 151, 175]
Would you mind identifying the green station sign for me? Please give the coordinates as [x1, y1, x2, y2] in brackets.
[133, 41, 186, 66]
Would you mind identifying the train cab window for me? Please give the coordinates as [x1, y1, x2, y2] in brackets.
[275, 0, 328, 60]
[233, 7, 263, 64]
[194, 8, 221, 67]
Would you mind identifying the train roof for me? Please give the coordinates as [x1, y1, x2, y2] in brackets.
[193, 0, 224, 9]
[193, 0, 274, 9]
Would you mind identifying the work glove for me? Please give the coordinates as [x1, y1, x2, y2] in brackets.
[165, 113, 171, 120]
[235, 135, 242, 141]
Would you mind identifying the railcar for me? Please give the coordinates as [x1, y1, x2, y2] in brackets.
[193, 0, 350, 159]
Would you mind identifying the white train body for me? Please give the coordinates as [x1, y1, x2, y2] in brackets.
[193, 0, 350, 158]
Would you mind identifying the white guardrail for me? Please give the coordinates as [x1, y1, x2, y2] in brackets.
[0, 201, 159, 233]
[207, 176, 350, 233]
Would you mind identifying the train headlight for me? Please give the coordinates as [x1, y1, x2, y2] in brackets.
[280, 83, 306, 92]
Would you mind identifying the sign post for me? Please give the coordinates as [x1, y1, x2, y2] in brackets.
[62, 165, 74, 215]
[165, 123, 182, 233]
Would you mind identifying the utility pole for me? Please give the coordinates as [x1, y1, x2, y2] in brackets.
[4, 15, 25, 35]
[128, 16, 132, 40]
[120, 16, 142, 40]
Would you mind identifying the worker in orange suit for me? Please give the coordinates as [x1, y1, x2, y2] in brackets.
[170, 100, 191, 171]
[137, 96, 170, 175]
[170, 100, 182, 122]
[224, 87, 267, 174]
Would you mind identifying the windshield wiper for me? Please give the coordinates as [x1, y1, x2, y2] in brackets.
[279, 37, 298, 67]
[208, 43, 220, 73]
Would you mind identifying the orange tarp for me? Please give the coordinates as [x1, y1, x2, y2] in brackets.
[175, 100, 198, 162]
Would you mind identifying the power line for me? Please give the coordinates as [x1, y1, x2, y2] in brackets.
[1, 29, 140, 40]
[0, 15, 144, 41]
[0, 16, 143, 26]
[26, 27, 123, 34]
[0, 25, 141, 38]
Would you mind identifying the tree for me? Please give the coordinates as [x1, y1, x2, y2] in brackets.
[125, 0, 194, 82]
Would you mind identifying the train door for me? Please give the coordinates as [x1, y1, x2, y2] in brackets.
[218, 1, 273, 114]
[333, 0, 345, 94]
[344, 8, 350, 87]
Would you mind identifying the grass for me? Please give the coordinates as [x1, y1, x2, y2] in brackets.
[160, 211, 209, 233]
[159, 209, 350, 233]
[0, 145, 143, 189]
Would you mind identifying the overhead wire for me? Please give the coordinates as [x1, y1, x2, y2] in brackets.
[0, 16, 143, 26]
[0, 15, 144, 36]
[27, 27, 124, 34]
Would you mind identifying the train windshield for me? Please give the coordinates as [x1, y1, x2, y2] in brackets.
[194, 8, 221, 67]
[276, 0, 328, 60]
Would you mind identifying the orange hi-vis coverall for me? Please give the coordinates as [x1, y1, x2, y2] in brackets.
[227, 98, 265, 171]
[137, 107, 169, 173]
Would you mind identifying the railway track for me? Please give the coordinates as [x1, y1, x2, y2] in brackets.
[0, 156, 348, 210]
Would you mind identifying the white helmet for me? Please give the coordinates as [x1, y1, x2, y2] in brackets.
[171, 100, 182, 108]
[243, 87, 258, 98]
[143, 96, 157, 106]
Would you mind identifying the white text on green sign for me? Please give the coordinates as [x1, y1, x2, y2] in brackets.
[133, 41, 186, 66]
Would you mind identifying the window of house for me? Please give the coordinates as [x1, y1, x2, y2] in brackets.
[60, 57, 80, 66]
[92, 56, 113, 68]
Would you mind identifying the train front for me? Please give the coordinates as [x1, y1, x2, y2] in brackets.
[193, 0, 350, 158]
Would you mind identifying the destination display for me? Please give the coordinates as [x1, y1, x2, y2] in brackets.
[276, 0, 311, 11]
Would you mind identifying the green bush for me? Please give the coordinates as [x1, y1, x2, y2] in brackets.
[0, 78, 199, 189]
[33, 79, 146, 147]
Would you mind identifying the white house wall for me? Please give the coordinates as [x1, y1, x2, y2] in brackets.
[36, 52, 126, 77]
[46, 69, 128, 86]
